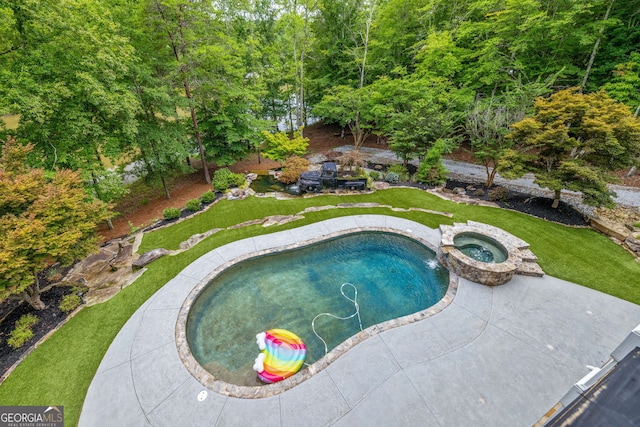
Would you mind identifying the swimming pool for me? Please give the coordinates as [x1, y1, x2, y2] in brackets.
[185, 231, 449, 386]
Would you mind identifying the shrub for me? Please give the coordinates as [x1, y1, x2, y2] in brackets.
[201, 190, 216, 204]
[231, 173, 247, 188]
[279, 156, 310, 184]
[369, 171, 380, 180]
[340, 151, 366, 172]
[385, 172, 399, 184]
[163, 207, 181, 220]
[8, 314, 39, 349]
[185, 198, 202, 212]
[387, 164, 409, 181]
[128, 221, 141, 235]
[416, 140, 449, 185]
[59, 293, 81, 313]
[15, 313, 39, 330]
[8, 328, 34, 350]
[488, 186, 509, 201]
[213, 168, 246, 191]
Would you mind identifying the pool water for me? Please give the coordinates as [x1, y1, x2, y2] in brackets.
[186, 232, 449, 386]
[454, 232, 508, 263]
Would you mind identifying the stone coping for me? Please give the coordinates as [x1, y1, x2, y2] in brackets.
[175, 226, 458, 399]
[439, 221, 535, 286]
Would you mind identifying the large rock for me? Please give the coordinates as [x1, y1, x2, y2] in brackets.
[625, 237, 640, 254]
[133, 248, 171, 269]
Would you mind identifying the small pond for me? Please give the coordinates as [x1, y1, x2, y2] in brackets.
[186, 231, 449, 386]
[249, 174, 287, 193]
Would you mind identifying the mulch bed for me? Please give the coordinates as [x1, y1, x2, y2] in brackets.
[445, 179, 589, 227]
[0, 284, 76, 378]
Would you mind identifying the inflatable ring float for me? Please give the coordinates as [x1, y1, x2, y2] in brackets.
[253, 329, 306, 383]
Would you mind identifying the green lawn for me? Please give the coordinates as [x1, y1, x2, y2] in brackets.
[1, 188, 638, 426]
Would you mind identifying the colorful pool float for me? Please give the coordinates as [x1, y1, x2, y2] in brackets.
[253, 329, 306, 383]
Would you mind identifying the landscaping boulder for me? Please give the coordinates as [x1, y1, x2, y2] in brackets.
[133, 248, 171, 269]
[625, 237, 640, 255]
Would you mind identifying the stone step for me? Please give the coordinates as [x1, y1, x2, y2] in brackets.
[516, 262, 545, 277]
[519, 248, 538, 262]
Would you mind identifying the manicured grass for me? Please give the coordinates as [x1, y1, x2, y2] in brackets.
[1, 188, 639, 426]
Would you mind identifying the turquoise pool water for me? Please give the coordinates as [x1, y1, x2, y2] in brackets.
[186, 231, 449, 386]
[454, 232, 508, 263]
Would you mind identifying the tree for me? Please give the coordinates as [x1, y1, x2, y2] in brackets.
[261, 127, 309, 162]
[388, 76, 471, 166]
[109, 0, 193, 200]
[1, 0, 138, 174]
[467, 77, 554, 187]
[313, 85, 379, 150]
[501, 88, 640, 208]
[602, 52, 640, 115]
[0, 138, 111, 310]
[147, 0, 214, 184]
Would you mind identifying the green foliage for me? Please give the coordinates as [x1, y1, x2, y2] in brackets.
[1, 1, 138, 173]
[200, 191, 216, 204]
[59, 294, 82, 313]
[0, 138, 112, 309]
[185, 199, 202, 212]
[163, 208, 181, 220]
[384, 172, 399, 184]
[15, 313, 39, 330]
[213, 168, 246, 191]
[503, 88, 640, 207]
[602, 52, 640, 111]
[313, 85, 380, 149]
[7, 314, 39, 350]
[262, 128, 309, 162]
[279, 156, 310, 185]
[369, 171, 380, 180]
[92, 170, 130, 204]
[466, 77, 555, 187]
[416, 139, 449, 185]
[387, 164, 409, 182]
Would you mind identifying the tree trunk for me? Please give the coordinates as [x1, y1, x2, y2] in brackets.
[185, 90, 211, 185]
[580, 0, 615, 91]
[487, 167, 498, 188]
[358, 0, 376, 89]
[551, 189, 562, 209]
[157, 1, 211, 185]
[22, 274, 46, 310]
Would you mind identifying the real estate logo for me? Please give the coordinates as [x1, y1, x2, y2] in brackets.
[0, 406, 63, 427]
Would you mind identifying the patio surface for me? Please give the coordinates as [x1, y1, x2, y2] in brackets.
[79, 215, 640, 426]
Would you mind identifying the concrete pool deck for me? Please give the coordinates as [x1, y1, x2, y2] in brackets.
[79, 215, 640, 426]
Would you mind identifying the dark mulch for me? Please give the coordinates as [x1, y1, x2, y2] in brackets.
[0, 283, 77, 377]
[445, 179, 589, 227]
[142, 192, 224, 233]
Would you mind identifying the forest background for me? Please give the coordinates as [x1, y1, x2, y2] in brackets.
[2, 0, 640, 194]
[1, 0, 640, 306]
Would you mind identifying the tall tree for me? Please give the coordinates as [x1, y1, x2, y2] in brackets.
[466, 77, 554, 187]
[313, 84, 379, 149]
[0, 138, 111, 310]
[1, 0, 138, 174]
[147, 0, 213, 184]
[501, 88, 640, 208]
